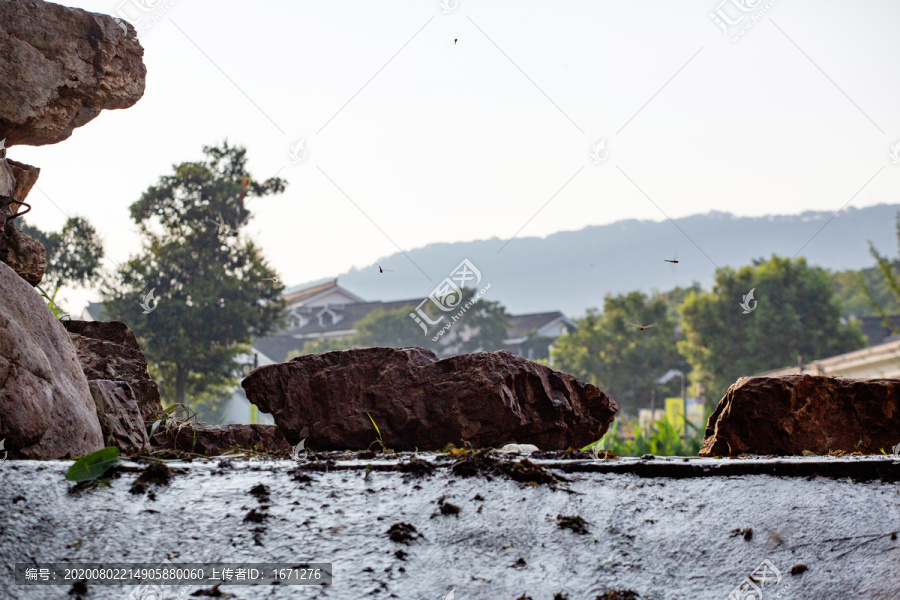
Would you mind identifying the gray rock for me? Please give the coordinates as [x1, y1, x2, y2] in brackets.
[88, 380, 150, 455]
[0, 260, 103, 458]
[0, 0, 146, 147]
[63, 320, 165, 424]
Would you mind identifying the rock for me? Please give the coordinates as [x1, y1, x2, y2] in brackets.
[62, 320, 164, 424]
[699, 375, 900, 456]
[151, 424, 291, 456]
[499, 443, 540, 455]
[0, 158, 44, 286]
[0, 0, 146, 147]
[88, 379, 150, 454]
[242, 347, 618, 451]
[0, 260, 103, 458]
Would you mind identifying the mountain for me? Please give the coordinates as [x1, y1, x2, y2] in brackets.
[289, 204, 900, 317]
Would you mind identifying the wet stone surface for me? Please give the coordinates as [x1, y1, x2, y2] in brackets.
[0, 454, 898, 599]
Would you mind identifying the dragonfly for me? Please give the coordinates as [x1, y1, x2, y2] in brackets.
[628, 320, 658, 331]
[663, 251, 678, 272]
[377, 263, 393, 274]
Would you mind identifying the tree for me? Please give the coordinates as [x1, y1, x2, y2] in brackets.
[854, 212, 900, 324]
[19, 216, 104, 310]
[679, 256, 865, 403]
[551, 291, 686, 416]
[102, 141, 287, 406]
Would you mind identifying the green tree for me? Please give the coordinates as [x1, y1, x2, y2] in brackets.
[679, 256, 865, 403]
[551, 291, 686, 416]
[854, 212, 900, 325]
[19, 216, 104, 312]
[102, 141, 287, 406]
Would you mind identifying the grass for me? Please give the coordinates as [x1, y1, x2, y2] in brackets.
[583, 415, 706, 457]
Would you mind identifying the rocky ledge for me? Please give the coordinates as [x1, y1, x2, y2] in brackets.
[243, 347, 618, 452]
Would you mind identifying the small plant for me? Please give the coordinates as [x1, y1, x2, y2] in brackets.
[366, 412, 387, 452]
[66, 447, 120, 482]
[148, 403, 200, 440]
[36, 284, 69, 320]
[583, 414, 707, 457]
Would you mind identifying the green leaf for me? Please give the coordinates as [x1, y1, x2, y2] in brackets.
[366, 412, 382, 439]
[66, 447, 120, 482]
[149, 420, 161, 439]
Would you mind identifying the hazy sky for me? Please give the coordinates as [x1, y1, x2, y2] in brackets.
[13, 0, 900, 311]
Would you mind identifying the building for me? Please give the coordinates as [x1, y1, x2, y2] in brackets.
[762, 339, 900, 379]
[250, 279, 575, 363]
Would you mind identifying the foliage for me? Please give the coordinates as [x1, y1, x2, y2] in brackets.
[584, 416, 705, 457]
[678, 255, 865, 403]
[20, 216, 104, 315]
[852, 212, 900, 327]
[66, 447, 120, 482]
[830, 267, 900, 318]
[102, 141, 287, 406]
[19, 216, 104, 290]
[551, 291, 687, 416]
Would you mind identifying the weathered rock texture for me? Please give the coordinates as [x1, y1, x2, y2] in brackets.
[0, 155, 45, 285]
[0, 0, 147, 146]
[0, 260, 103, 458]
[242, 347, 618, 451]
[88, 379, 150, 454]
[151, 424, 291, 455]
[699, 375, 900, 456]
[63, 320, 164, 424]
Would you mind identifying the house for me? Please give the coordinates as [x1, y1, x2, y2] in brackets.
[250, 279, 575, 362]
[762, 338, 900, 378]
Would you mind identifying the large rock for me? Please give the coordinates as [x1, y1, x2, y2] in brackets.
[699, 375, 900, 456]
[0, 0, 146, 147]
[242, 347, 618, 451]
[0, 260, 103, 458]
[63, 320, 164, 424]
[88, 379, 150, 454]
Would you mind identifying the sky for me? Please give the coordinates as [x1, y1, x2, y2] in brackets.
[11, 0, 900, 312]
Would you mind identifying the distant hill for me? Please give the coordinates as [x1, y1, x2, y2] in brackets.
[290, 204, 900, 317]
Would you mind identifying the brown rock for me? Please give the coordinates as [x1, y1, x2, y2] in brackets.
[699, 375, 900, 456]
[241, 347, 618, 451]
[88, 379, 150, 454]
[0, 0, 146, 147]
[0, 158, 45, 286]
[0, 260, 103, 458]
[151, 424, 291, 456]
[63, 320, 164, 424]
